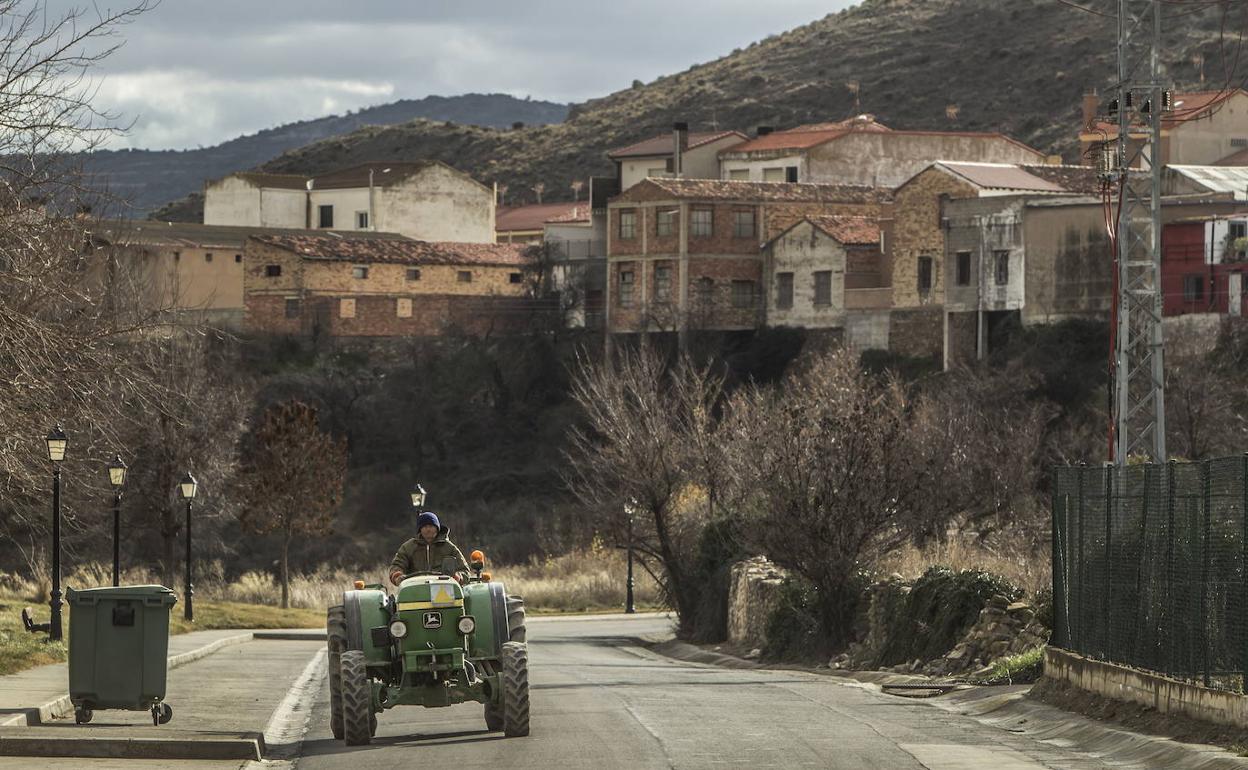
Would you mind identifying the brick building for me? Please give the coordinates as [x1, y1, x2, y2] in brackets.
[243, 233, 535, 338]
[605, 178, 891, 337]
[1162, 213, 1248, 318]
[1079, 89, 1248, 166]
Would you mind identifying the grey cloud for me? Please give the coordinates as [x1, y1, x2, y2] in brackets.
[52, 0, 860, 149]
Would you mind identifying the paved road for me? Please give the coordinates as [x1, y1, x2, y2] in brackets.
[296, 613, 1121, 769]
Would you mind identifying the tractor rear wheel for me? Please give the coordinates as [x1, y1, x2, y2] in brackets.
[500, 641, 529, 737]
[506, 595, 526, 643]
[340, 650, 373, 746]
[326, 605, 347, 740]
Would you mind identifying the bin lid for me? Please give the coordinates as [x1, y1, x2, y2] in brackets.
[66, 585, 178, 605]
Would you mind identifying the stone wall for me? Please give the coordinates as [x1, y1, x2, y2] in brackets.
[727, 557, 786, 649]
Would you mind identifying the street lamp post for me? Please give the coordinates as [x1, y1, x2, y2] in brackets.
[410, 483, 427, 512]
[624, 499, 637, 615]
[45, 426, 68, 641]
[179, 472, 198, 622]
[108, 455, 128, 587]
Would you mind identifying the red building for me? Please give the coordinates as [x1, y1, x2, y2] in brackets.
[1162, 214, 1248, 318]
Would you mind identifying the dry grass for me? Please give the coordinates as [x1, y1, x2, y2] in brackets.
[874, 538, 1050, 598]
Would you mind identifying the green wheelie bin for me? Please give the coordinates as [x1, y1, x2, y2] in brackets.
[66, 585, 177, 725]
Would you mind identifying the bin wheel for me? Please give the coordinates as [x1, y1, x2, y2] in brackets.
[74, 707, 92, 725]
[158, 703, 173, 725]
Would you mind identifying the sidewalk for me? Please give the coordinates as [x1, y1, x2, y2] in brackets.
[0, 630, 326, 761]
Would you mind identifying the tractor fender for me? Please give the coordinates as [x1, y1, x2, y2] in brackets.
[487, 582, 508, 658]
[342, 589, 389, 664]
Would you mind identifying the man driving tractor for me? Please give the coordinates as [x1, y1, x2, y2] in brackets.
[389, 511, 470, 586]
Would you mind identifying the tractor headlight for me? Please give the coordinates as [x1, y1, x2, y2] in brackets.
[389, 620, 408, 639]
[457, 615, 476, 635]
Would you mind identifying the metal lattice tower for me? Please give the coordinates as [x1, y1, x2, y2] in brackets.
[1113, 0, 1166, 464]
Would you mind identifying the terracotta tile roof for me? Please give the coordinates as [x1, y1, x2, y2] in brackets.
[496, 202, 584, 232]
[1019, 164, 1102, 194]
[545, 204, 592, 223]
[251, 233, 533, 267]
[807, 215, 882, 245]
[720, 119, 1041, 158]
[94, 220, 412, 248]
[1214, 147, 1248, 166]
[616, 178, 892, 204]
[607, 130, 748, 159]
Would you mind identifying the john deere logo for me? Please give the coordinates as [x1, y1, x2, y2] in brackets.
[423, 611, 441, 629]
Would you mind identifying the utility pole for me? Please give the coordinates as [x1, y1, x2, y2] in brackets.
[1111, 0, 1167, 465]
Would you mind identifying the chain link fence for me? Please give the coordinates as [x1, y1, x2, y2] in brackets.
[1052, 457, 1248, 692]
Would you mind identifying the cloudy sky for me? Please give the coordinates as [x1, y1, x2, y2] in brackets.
[50, 0, 858, 150]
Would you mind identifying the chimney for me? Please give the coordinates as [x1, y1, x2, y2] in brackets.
[1081, 89, 1099, 129]
[757, 126, 774, 137]
[673, 122, 689, 178]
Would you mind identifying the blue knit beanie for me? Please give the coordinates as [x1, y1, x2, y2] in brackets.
[416, 511, 441, 531]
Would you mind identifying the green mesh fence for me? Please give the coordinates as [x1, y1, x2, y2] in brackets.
[1052, 457, 1248, 692]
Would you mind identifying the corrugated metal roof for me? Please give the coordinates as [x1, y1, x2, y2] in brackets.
[936, 162, 1065, 192]
[1168, 165, 1248, 200]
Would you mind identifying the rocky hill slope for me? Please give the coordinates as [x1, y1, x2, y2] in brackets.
[91, 93, 567, 215]
[153, 0, 1228, 221]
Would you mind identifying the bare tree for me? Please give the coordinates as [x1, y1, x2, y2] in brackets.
[570, 180, 584, 202]
[729, 346, 973, 649]
[496, 183, 508, 206]
[565, 347, 728, 635]
[1167, 323, 1245, 460]
[530, 182, 545, 204]
[235, 401, 347, 608]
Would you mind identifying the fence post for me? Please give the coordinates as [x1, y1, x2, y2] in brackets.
[1077, 462, 1087, 653]
[1167, 459, 1177, 675]
[1202, 461, 1212, 688]
[1051, 470, 1064, 648]
[1242, 453, 1248, 691]
[1103, 462, 1113, 658]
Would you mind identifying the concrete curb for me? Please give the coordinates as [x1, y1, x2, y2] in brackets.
[1, 631, 257, 728]
[640, 638, 1248, 770]
[253, 630, 327, 641]
[0, 730, 265, 760]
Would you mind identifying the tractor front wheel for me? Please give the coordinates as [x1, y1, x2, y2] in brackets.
[326, 605, 347, 740]
[506, 595, 526, 643]
[500, 641, 529, 737]
[484, 700, 504, 731]
[340, 650, 373, 746]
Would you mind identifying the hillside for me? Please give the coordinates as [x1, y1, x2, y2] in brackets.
[152, 0, 1228, 220]
[90, 93, 567, 216]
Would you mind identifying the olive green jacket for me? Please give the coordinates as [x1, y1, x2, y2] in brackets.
[389, 527, 469, 577]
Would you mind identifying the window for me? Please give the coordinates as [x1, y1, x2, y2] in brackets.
[619, 269, 635, 307]
[728, 169, 750, 181]
[690, 208, 713, 237]
[1232, 222, 1247, 240]
[733, 210, 755, 239]
[647, 167, 667, 177]
[776, 272, 794, 310]
[457, 270, 473, 283]
[509, 272, 523, 284]
[813, 271, 832, 306]
[1184, 273, 1205, 302]
[265, 264, 282, 278]
[396, 298, 412, 318]
[917, 256, 934, 293]
[234, 254, 242, 263]
[318, 205, 334, 229]
[694, 277, 714, 305]
[356, 211, 369, 229]
[1233, 138, 1248, 148]
[352, 265, 370, 280]
[956, 251, 972, 286]
[406, 268, 422, 281]
[655, 265, 672, 302]
[993, 250, 1010, 286]
[785, 166, 799, 183]
[656, 209, 677, 237]
[619, 210, 637, 240]
[284, 298, 300, 318]
[762, 167, 785, 182]
[204, 252, 213, 263]
[339, 298, 356, 318]
[731, 280, 756, 309]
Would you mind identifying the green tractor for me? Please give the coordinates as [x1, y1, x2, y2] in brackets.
[325, 551, 528, 746]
